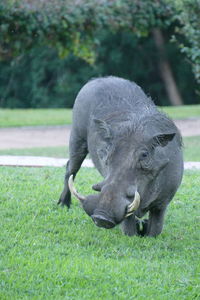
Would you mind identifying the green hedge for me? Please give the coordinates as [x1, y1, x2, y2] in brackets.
[0, 0, 199, 107]
[0, 30, 199, 108]
[0, 0, 173, 62]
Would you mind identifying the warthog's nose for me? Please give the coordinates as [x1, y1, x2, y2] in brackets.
[91, 214, 116, 229]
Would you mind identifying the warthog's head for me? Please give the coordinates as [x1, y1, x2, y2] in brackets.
[69, 113, 180, 229]
[69, 175, 140, 228]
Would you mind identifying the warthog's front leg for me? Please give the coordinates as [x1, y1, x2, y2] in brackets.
[121, 215, 138, 236]
[146, 207, 167, 237]
[58, 160, 72, 207]
[58, 131, 88, 208]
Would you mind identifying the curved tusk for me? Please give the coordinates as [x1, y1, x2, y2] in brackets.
[125, 191, 140, 217]
[68, 175, 86, 202]
[125, 211, 135, 218]
[128, 191, 140, 212]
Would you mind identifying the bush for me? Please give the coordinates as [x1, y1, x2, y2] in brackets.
[0, 31, 198, 108]
[0, 0, 199, 107]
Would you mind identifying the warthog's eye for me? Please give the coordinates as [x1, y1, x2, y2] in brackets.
[138, 150, 152, 171]
[139, 151, 149, 161]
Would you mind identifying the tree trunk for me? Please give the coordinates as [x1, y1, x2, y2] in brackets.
[152, 28, 183, 106]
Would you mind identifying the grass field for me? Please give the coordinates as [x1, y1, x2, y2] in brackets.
[0, 166, 199, 299]
[0, 105, 200, 128]
[0, 109, 72, 128]
[0, 135, 199, 161]
[0, 146, 70, 158]
[159, 105, 200, 120]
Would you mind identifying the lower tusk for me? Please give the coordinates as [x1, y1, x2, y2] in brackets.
[127, 191, 140, 213]
[125, 211, 134, 218]
[68, 175, 86, 202]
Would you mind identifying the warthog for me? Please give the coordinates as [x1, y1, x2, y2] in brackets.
[58, 76, 183, 237]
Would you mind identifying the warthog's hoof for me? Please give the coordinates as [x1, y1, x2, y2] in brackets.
[58, 189, 71, 208]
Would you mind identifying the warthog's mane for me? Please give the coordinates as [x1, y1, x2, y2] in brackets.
[100, 109, 182, 147]
[89, 76, 182, 147]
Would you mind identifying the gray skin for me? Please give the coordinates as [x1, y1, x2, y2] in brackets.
[58, 76, 183, 237]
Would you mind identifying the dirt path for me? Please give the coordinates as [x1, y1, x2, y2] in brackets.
[174, 119, 200, 137]
[0, 125, 71, 150]
[0, 119, 200, 150]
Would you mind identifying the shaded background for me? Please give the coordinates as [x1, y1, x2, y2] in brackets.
[0, 0, 200, 108]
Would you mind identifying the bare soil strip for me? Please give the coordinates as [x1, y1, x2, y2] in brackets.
[0, 125, 70, 150]
[174, 119, 200, 137]
[0, 119, 200, 168]
[0, 119, 200, 150]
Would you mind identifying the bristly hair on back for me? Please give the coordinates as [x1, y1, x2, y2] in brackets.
[97, 109, 183, 147]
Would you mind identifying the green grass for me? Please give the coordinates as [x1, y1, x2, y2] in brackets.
[0, 135, 199, 161]
[0, 146, 69, 158]
[0, 105, 200, 128]
[159, 104, 200, 120]
[183, 136, 200, 161]
[0, 109, 72, 128]
[0, 167, 199, 299]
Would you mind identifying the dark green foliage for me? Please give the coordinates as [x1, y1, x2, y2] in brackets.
[0, 0, 199, 107]
[1, 0, 199, 72]
[169, 0, 200, 83]
[96, 30, 199, 106]
[0, 0, 173, 61]
[0, 47, 95, 108]
[0, 32, 198, 108]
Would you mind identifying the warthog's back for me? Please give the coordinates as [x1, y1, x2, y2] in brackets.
[72, 76, 157, 138]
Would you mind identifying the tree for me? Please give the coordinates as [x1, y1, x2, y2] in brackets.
[167, 0, 200, 84]
[0, 0, 174, 62]
[152, 28, 183, 105]
[1, 30, 198, 108]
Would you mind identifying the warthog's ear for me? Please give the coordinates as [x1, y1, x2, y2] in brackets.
[93, 119, 112, 140]
[152, 133, 176, 148]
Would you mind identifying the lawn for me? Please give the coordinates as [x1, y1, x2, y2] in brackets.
[0, 135, 200, 161]
[0, 105, 200, 127]
[159, 105, 200, 120]
[0, 109, 72, 128]
[0, 166, 199, 299]
[0, 146, 69, 158]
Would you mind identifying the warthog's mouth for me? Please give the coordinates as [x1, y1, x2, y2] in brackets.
[68, 175, 140, 227]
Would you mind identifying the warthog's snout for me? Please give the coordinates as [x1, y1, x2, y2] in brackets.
[68, 175, 140, 229]
[91, 214, 116, 229]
